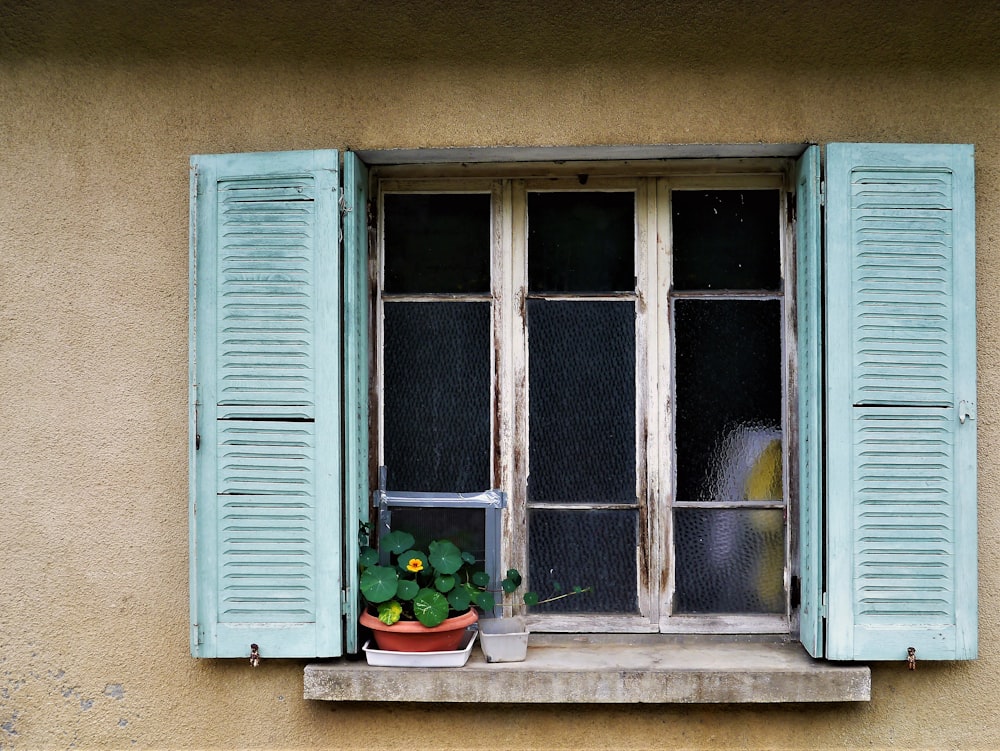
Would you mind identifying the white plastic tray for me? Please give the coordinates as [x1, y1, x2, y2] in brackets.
[362, 628, 477, 667]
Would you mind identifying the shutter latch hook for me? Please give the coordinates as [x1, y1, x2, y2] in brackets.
[907, 646, 916, 670]
[250, 643, 261, 668]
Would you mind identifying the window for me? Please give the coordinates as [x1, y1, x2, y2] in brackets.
[189, 144, 977, 662]
[376, 172, 791, 634]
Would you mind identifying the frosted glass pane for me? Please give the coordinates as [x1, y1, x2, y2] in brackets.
[529, 509, 638, 613]
[383, 302, 490, 491]
[674, 508, 785, 614]
[384, 193, 491, 293]
[674, 299, 782, 503]
[528, 191, 635, 292]
[527, 300, 635, 503]
[672, 190, 780, 291]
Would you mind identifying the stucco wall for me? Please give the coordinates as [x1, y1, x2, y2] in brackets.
[2, 1, 999, 748]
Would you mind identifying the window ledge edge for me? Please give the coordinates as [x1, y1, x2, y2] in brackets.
[303, 635, 871, 703]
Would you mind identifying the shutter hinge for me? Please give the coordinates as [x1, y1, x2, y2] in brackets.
[341, 589, 351, 612]
[819, 180, 826, 206]
[959, 399, 977, 424]
[820, 591, 828, 619]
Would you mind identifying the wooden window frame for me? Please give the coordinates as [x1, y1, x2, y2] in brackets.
[373, 160, 797, 635]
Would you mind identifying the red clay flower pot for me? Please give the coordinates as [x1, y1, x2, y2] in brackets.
[360, 608, 479, 652]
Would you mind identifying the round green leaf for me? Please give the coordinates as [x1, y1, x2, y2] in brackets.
[396, 579, 419, 601]
[377, 600, 402, 625]
[461, 551, 476, 565]
[471, 570, 491, 588]
[413, 588, 450, 628]
[381, 530, 415, 555]
[523, 591, 539, 607]
[448, 587, 471, 612]
[472, 591, 496, 611]
[358, 547, 379, 567]
[360, 565, 398, 603]
[435, 574, 456, 593]
[397, 550, 428, 574]
[428, 539, 464, 575]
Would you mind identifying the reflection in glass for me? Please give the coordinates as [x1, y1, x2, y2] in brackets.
[528, 191, 635, 292]
[529, 508, 638, 613]
[674, 508, 785, 614]
[674, 299, 782, 502]
[383, 302, 490, 491]
[384, 193, 491, 294]
[672, 190, 780, 291]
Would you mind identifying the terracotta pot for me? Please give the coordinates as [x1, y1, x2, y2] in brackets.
[360, 608, 479, 652]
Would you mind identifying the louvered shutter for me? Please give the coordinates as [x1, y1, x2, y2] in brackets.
[795, 145, 824, 658]
[824, 143, 977, 661]
[190, 150, 344, 658]
[342, 152, 369, 654]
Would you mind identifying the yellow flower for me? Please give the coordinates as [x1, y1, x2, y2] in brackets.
[406, 558, 423, 573]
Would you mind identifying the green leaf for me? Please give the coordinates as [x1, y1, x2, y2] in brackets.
[397, 550, 428, 574]
[358, 547, 379, 567]
[505, 569, 522, 586]
[447, 588, 471, 612]
[461, 551, 476, 565]
[377, 600, 402, 626]
[396, 579, 419, 601]
[472, 591, 495, 611]
[428, 539, 463, 575]
[435, 574, 456, 593]
[501, 576, 520, 594]
[381, 530, 415, 555]
[413, 588, 450, 628]
[472, 570, 491, 588]
[359, 566, 398, 603]
[551, 581, 563, 593]
[523, 591, 539, 607]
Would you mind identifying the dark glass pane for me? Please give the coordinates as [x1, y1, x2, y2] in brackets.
[384, 193, 491, 293]
[383, 302, 490, 491]
[528, 192, 635, 292]
[672, 190, 780, 291]
[674, 299, 782, 503]
[529, 509, 638, 613]
[527, 300, 635, 503]
[674, 508, 785, 614]
[387, 508, 487, 568]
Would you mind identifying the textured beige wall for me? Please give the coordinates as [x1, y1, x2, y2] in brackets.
[2, 1, 999, 748]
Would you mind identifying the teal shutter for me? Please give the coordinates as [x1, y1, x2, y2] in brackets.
[342, 153, 370, 654]
[824, 143, 977, 661]
[190, 150, 344, 658]
[795, 145, 824, 658]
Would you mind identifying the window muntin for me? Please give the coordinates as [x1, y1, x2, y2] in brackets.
[376, 170, 791, 633]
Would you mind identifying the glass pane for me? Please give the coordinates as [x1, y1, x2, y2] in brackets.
[672, 190, 780, 291]
[674, 508, 785, 614]
[674, 299, 782, 503]
[528, 191, 635, 292]
[527, 300, 635, 503]
[384, 193, 491, 293]
[529, 509, 638, 613]
[383, 302, 490, 491]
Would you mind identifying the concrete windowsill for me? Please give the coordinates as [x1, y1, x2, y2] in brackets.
[303, 633, 871, 703]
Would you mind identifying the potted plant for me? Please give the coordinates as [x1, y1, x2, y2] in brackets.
[358, 529, 515, 653]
